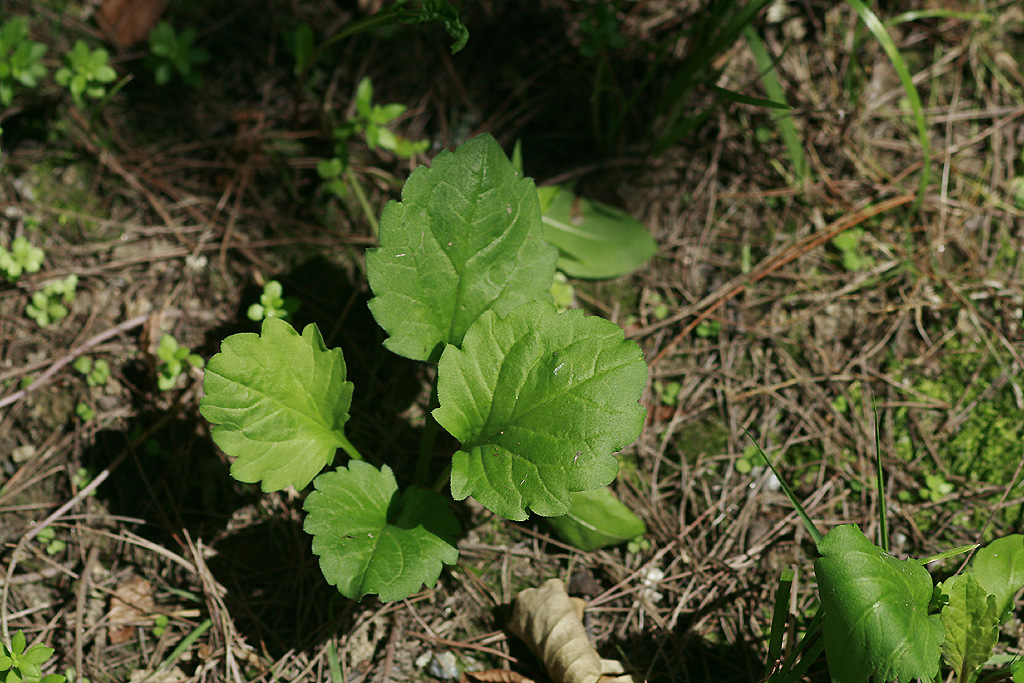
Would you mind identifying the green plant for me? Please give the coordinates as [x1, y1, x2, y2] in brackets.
[26, 275, 77, 327]
[156, 335, 204, 391]
[0, 237, 44, 282]
[147, 21, 210, 87]
[201, 134, 648, 602]
[73, 356, 110, 387]
[0, 17, 47, 107]
[753, 437, 1024, 683]
[75, 402, 95, 421]
[55, 40, 117, 105]
[35, 526, 66, 556]
[0, 630, 65, 683]
[247, 280, 299, 323]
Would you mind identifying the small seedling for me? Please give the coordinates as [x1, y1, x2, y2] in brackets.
[72, 467, 97, 497]
[35, 526, 66, 556]
[201, 134, 648, 601]
[152, 614, 169, 637]
[55, 40, 117, 105]
[73, 356, 110, 387]
[0, 630, 65, 683]
[156, 334, 204, 391]
[75, 402, 95, 421]
[316, 157, 348, 199]
[26, 275, 77, 327]
[247, 280, 300, 323]
[0, 237, 44, 282]
[920, 472, 954, 503]
[695, 319, 720, 338]
[831, 227, 873, 272]
[653, 379, 682, 407]
[333, 76, 429, 160]
[0, 17, 48, 106]
[147, 21, 210, 88]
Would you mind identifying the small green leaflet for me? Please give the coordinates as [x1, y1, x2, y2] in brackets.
[814, 524, 943, 683]
[539, 185, 657, 279]
[939, 573, 1000, 683]
[968, 534, 1024, 621]
[199, 318, 354, 491]
[434, 300, 648, 521]
[304, 461, 460, 602]
[366, 133, 558, 362]
[546, 487, 646, 551]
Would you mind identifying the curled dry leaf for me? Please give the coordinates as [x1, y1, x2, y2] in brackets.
[108, 574, 155, 644]
[507, 579, 641, 683]
[463, 669, 536, 683]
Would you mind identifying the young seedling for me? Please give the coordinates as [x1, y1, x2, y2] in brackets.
[26, 275, 77, 327]
[55, 40, 117, 105]
[73, 356, 110, 387]
[0, 17, 48, 107]
[0, 237, 44, 282]
[247, 280, 300, 323]
[156, 334, 204, 391]
[0, 630, 65, 683]
[201, 134, 648, 601]
[147, 21, 210, 88]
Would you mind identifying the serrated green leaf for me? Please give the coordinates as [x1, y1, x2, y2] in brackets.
[304, 461, 460, 602]
[969, 535, 1024, 620]
[546, 486, 646, 551]
[434, 300, 647, 520]
[940, 573, 1000, 683]
[199, 318, 354, 492]
[814, 524, 943, 683]
[366, 133, 558, 361]
[540, 185, 657, 279]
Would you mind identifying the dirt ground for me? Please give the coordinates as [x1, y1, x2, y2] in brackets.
[1, 1, 1023, 682]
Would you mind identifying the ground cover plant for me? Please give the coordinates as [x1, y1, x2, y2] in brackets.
[1, 0, 1024, 681]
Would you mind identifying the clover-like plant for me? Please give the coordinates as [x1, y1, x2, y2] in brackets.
[247, 280, 299, 323]
[201, 134, 648, 601]
[0, 630, 65, 683]
[156, 334, 204, 391]
[0, 17, 48, 107]
[0, 237, 44, 282]
[26, 275, 77, 327]
[147, 21, 210, 88]
[55, 40, 117, 105]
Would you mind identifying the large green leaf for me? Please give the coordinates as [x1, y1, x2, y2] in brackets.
[366, 133, 558, 361]
[304, 461, 460, 602]
[939, 573, 1000, 683]
[968, 534, 1024, 621]
[546, 487, 646, 551]
[199, 318, 354, 491]
[814, 524, 943, 683]
[539, 185, 657, 279]
[434, 300, 648, 521]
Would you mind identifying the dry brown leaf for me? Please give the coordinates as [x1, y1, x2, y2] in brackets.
[463, 669, 536, 683]
[98, 0, 170, 48]
[507, 579, 641, 683]
[108, 574, 155, 644]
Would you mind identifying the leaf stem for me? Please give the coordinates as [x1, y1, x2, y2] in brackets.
[414, 380, 441, 486]
[346, 169, 378, 235]
[338, 436, 363, 461]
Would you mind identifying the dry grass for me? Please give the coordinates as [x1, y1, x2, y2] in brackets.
[1, 1, 1023, 682]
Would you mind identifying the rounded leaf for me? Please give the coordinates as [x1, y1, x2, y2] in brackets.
[434, 301, 647, 520]
[304, 461, 460, 602]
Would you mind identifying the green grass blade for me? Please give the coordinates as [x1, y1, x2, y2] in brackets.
[844, 0, 930, 208]
[884, 9, 993, 27]
[743, 26, 807, 181]
[159, 618, 212, 671]
[873, 404, 888, 553]
[741, 426, 823, 544]
[766, 568, 795, 675]
[914, 544, 979, 566]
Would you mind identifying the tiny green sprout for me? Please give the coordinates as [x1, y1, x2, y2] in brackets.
[152, 614, 169, 637]
[147, 21, 210, 88]
[157, 334, 204, 391]
[0, 17, 48, 107]
[75, 401, 95, 422]
[247, 280, 300, 323]
[831, 394, 849, 414]
[0, 630, 65, 683]
[647, 292, 669, 321]
[332, 77, 429, 159]
[316, 157, 348, 199]
[920, 472, 954, 503]
[830, 227, 873, 272]
[627, 535, 650, 554]
[695, 319, 720, 338]
[26, 275, 78, 327]
[735, 442, 768, 474]
[0, 237, 45, 282]
[35, 526, 66, 556]
[1010, 177, 1024, 210]
[653, 379, 682, 407]
[72, 467, 97, 497]
[73, 357, 110, 387]
[55, 40, 117, 105]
